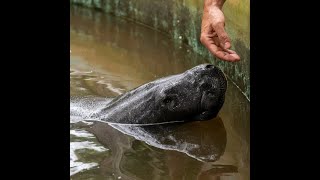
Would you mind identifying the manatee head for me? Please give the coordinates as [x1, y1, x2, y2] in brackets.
[89, 64, 227, 124]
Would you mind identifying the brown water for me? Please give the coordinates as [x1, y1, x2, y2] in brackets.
[70, 6, 250, 180]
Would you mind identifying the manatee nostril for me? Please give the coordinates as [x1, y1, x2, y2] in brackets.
[205, 64, 214, 69]
[200, 82, 212, 90]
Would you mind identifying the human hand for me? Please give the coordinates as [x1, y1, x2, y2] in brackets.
[200, 0, 240, 62]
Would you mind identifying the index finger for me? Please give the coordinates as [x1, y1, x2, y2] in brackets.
[202, 39, 239, 62]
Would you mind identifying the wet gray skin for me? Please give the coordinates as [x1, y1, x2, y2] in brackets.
[87, 64, 227, 125]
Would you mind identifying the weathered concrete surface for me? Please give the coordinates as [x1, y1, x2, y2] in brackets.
[70, 0, 250, 99]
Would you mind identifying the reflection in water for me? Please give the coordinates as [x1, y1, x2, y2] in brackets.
[70, 5, 249, 180]
[109, 117, 227, 162]
[85, 118, 236, 179]
[70, 129, 109, 176]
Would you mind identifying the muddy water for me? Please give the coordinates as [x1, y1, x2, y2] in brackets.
[70, 6, 250, 180]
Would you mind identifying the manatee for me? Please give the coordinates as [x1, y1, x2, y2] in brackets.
[80, 64, 227, 124]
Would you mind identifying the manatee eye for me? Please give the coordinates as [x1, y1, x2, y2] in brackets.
[161, 95, 178, 110]
[163, 97, 172, 104]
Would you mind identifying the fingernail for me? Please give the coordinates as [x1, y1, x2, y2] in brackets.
[225, 42, 231, 49]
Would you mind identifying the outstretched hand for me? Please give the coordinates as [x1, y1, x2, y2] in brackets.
[200, 2, 240, 62]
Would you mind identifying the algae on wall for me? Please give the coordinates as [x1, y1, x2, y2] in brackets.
[70, 0, 250, 100]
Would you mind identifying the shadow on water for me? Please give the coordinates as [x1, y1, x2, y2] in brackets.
[70, 5, 249, 180]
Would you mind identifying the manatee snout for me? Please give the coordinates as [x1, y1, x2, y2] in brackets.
[187, 64, 227, 120]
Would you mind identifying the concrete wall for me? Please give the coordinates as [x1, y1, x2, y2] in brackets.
[70, 0, 250, 100]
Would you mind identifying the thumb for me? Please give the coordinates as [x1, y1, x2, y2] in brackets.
[213, 22, 231, 49]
